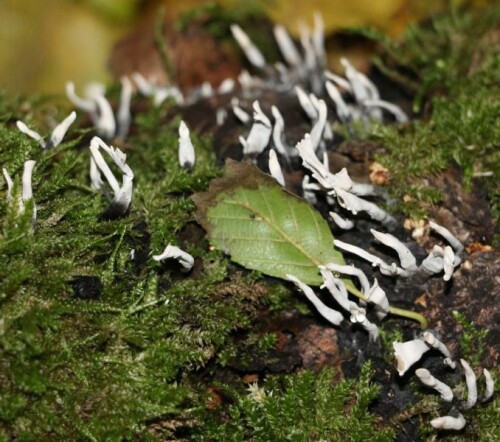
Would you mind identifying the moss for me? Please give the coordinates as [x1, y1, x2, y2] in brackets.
[452, 310, 489, 367]
[194, 361, 395, 441]
[0, 93, 264, 439]
[1, 6, 498, 439]
[365, 6, 500, 219]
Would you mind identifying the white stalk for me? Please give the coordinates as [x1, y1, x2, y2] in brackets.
[366, 278, 390, 320]
[268, 149, 285, 186]
[50, 111, 76, 147]
[299, 23, 316, 73]
[89, 157, 104, 190]
[312, 12, 325, 64]
[335, 189, 396, 225]
[65, 81, 96, 113]
[415, 368, 454, 402]
[274, 62, 291, 84]
[200, 82, 213, 98]
[370, 229, 417, 270]
[483, 368, 494, 402]
[216, 108, 227, 126]
[334, 239, 386, 269]
[393, 339, 430, 376]
[90, 136, 134, 213]
[178, 121, 195, 170]
[355, 71, 380, 101]
[422, 331, 455, 368]
[296, 136, 351, 192]
[230, 24, 266, 69]
[2, 168, 13, 202]
[461, 359, 478, 409]
[273, 25, 302, 67]
[131, 72, 154, 96]
[341, 58, 369, 103]
[349, 182, 378, 196]
[116, 76, 133, 141]
[420, 245, 445, 275]
[329, 211, 354, 230]
[295, 135, 330, 187]
[324, 71, 352, 92]
[310, 94, 333, 140]
[153, 244, 194, 272]
[238, 70, 263, 90]
[363, 99, 408, 123]
[430, 413, 466, 431]
[318, 267, 351, 312]
[334, 238, 403, 276]
[89, 138, 120, 193]
[84, 82, 106, 100]
[429, 220, 464, 253]
[271, 106, 290, 159]
[309, 99, 327, 151]
[21, 160, 36, 202]
[218, 78, 235, 94]
[112, 175, 133, 210]
[350, 304, 379, 341]
[324, 263, 370, 295]
[241, 101, 272, 156]
[16, 121, 45, 147]
[233, 104, 251, 124]
[287, 274, 343, 326]
[22, 160, 36, 221]
[326, 81, 351, 123]
[295, 86, 317, 120]
[302, 175, 318, 205]
[94, 94, 116, 139]
[443, 246, 457, 281]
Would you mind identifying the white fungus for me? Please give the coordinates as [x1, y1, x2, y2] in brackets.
[393, 339, 430, 376]
[287, 274, 343, 326]
[178, 121, 195, 170]
[230, 24, 266, 69]
[430, 413, 466, 431]
[240, 101, 272, 156]
[268, 149, 285, 186]
[422, 331, 455, 368]
[153, 244, 194, 272]
[17, 111, 76, 149]
[415, 368, 454, 402]
[89, 136, 134, 214]
[461, 359, 478, 409]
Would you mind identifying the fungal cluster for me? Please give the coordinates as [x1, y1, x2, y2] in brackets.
[5, 13, 494, 433]
[394, 333, 494, 430]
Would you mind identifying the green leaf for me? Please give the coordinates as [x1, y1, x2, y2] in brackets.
[193, 160, 345, 285]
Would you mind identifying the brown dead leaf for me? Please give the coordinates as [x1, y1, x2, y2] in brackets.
[109, 7, 241, 92]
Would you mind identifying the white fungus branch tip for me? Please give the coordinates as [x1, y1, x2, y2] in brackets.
[230, 24, 266, 69]
[287, 274, 343, 326]
[268, 149, 285, 187]
[153, 244, 194, 272]
[460, 359, 478, 409]
[430, 413, 466, 431]
[415, 368, 454, 402]
[178, 120, 195, 170]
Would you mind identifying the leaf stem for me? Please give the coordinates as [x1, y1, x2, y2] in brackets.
[347, 283, 428, 329]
